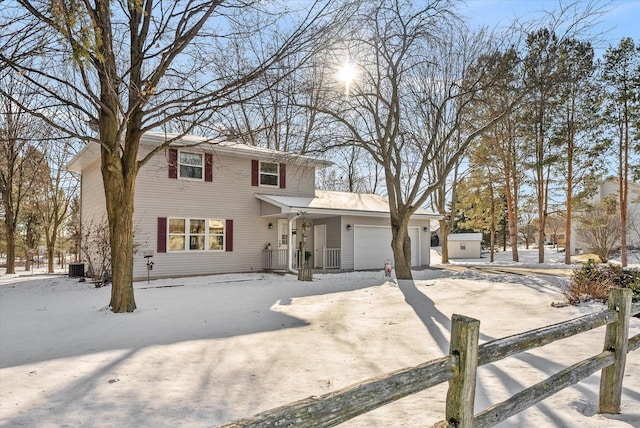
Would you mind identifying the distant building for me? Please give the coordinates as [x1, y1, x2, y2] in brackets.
[570, 178, 640, 254]
[447, 233, 483, 259]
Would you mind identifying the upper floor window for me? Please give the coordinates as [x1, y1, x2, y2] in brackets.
[259, 161, 279, 186]
[179, 151, 203, 180]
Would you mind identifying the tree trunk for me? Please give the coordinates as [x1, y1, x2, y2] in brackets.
[102, 150, 137, 312]
[391, 216, 412, 280]
[504, 180, 519, 262]
[4, 224, 16, 274]
[489, 183, 495, 263]
[619, 114, 628, 267]
[439, 218, 449, 264]
[46, 229, 57, 273]
[47, 246, 55, 273]
[565, 145, 573, 265]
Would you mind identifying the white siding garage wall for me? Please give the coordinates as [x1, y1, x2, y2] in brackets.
[353, 225, 420, 270]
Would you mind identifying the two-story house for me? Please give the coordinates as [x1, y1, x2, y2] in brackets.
[67, 132, 439, 280]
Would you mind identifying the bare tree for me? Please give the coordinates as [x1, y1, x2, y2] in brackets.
[80, 218, 111, 286]
[310, 1, 523, 279]
[1, 0, 346, 311]
[518, 208, 538, 250]
[37, 139, 78, 273]
[545, 213, 565, 248]
[218, 48, 337, 155]
[576, 196, 621, 262]
[0, 71, 47, 274]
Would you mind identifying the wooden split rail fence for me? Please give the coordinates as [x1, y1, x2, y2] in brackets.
[220, 288, 640, 428]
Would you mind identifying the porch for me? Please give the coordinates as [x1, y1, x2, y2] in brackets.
[262, 248, 341, 272]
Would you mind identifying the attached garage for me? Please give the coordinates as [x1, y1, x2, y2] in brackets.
[353, 226, 420, 270]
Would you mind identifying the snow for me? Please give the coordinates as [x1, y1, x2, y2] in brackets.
[1, 247, 639, 427]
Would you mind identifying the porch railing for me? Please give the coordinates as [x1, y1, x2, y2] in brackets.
[323, 248, 341, 269]
[263, 249, 341, 270]
[262, 249, 302, 271]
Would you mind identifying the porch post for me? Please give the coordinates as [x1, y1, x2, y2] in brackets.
[288, 213, 302, 273]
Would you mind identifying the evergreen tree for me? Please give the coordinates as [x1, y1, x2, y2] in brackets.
[600, 38, 640, 267]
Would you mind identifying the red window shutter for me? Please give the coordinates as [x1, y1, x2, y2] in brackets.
[205, 153, 213, 182]
[251, 159, 259, 186]
[168, 149, 178, 179]
[225, 219, 233, 252]
[279, 163, 286, 188]
[157, 217, 167, 253]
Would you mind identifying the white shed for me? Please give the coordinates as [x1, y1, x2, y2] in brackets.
[447, 233, 483, 259]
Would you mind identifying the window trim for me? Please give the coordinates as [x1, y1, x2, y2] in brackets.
[178, 150, 204, 181]
[167, 217, 226, 252]
[258, 161, 279, 187]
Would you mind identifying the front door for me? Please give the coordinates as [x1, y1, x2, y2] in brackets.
[277, 219, 289, 250]
[314, 224, 326, 268]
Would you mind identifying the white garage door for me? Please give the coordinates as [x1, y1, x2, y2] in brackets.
[353, 226, 420, 270]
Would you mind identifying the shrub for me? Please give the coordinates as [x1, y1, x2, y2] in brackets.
[80, 218, 111, 287]
[565, 260, 640, 304]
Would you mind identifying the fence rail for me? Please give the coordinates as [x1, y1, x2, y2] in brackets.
[220, 291, 639, 428]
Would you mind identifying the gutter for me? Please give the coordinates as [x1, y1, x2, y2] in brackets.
[288, 212, 305, 274]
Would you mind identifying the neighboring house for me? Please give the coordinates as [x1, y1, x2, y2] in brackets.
[570, 178, 640, 254]
[67, 132, 440, 280]
[447, 233, 483, 259]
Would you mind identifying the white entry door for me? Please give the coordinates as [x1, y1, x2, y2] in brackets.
[277, 219, 289, 250]
[314, 224, 326, 268]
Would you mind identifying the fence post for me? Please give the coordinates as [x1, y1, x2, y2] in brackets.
[599, 287, 632, 414]
[445, 314, 480, 427]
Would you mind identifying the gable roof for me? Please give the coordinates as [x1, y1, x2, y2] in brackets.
[256, 190, 440, 219]
[447, 233, 483, 242]
[67, 131, 332, 173]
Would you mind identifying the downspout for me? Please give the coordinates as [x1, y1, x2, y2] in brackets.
[288, 212, 304, 274]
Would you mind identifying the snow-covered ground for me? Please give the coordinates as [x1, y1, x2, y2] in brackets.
[1, 247, 639, 427]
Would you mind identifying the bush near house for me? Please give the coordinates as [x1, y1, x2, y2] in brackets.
[565, 260, 640, 304]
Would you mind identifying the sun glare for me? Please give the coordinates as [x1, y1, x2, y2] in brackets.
[336, 61, 358, 96]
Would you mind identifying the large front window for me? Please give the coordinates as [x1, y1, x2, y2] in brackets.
[259, 161, 279, 186]
[179, 151, 203, 180]
[168, 217, 225, 251]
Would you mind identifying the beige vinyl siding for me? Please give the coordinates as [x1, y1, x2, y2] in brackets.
[132, 147, 317, 279]
[421, 220, 431, 266]
[260, 200, 281, 216]
[313, 217, 341, 248]
[80, 160, 107, 227]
